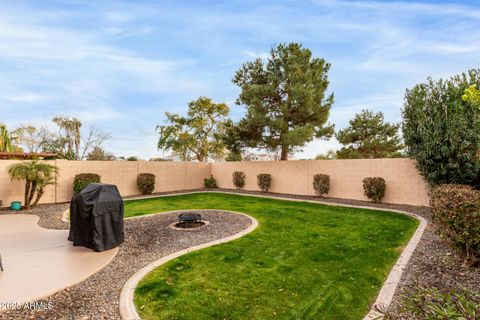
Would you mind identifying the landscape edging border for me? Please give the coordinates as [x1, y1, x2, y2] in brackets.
[117, 190, 427, 320]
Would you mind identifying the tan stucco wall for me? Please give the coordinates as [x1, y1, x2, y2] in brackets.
[0, 158, 429, 207]
[0, 160, 211, 205]
[211, 159, 430, 206]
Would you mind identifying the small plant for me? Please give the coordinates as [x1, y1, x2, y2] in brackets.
[137, 173, 156, 195]
[8, 160, 58, 209]
[401, 286, 480, 320]
[232, 171, 246, 189]
[73, 173, 101, 194]
[313, 174, 330, 197]
[363, 177, 386, 203]
[204, 175, 218, 188]
[430, 184, 480, 267]
[257, 174, 272, 193]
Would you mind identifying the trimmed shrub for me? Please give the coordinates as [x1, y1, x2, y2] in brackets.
[430, 184, 480, 266]
[137, 173, 156, 195]
[204, 175, 218, 188]
[73, 173, 101, 194]
[313, 174, 330, 197]
[362, 177, 386, 203]
[232, 171, 246, 189]
[257, 174, 272, 193]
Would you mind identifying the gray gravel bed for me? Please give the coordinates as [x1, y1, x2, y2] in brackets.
[0, 209, 252, 320]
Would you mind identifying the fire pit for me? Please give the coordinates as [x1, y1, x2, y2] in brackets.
[170, 212, 208, 230]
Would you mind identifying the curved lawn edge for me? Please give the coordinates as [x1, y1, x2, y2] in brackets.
[117, 190, 426, 320]
[119, 209, 259, 320]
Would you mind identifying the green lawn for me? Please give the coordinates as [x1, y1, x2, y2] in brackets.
[126, 193, 418, 320]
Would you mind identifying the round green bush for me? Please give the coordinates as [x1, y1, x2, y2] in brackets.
[232, 171, 246, 189]
[137, 173, 156, 195]
[257, 174, 272, 193]
[362, 177, 386, 203]
[73, 173, 101, 194]
[430, 184, 480, 266]
[204, 175, 218, 188]
[313, 174, 330, 197]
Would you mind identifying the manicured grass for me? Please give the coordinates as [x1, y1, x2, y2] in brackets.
[126, 193, 418, 320]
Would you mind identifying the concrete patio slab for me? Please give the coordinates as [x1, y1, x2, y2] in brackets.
[0, 214, 117, 309]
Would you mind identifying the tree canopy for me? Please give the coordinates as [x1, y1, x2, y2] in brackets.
[231, 42, 334, 160]
[157, 97, 230, 161]
[12, 117, 110, 159]
[402, 69, 480, 186]
[336, 110, 403, 159]
[87, 146, 115, 161]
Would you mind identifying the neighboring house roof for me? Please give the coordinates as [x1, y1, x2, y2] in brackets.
[0, 152, 57, 160]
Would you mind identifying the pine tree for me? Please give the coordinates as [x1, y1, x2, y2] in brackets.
[336, 110, 403, 159]
[231, 42, 334, 160]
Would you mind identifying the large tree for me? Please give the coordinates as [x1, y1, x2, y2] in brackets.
[232, 42, 334, 160]
[336, 110, 403, 159]
[157, 97, 230, 161]
[402, 69, 480, 186]
[43, 116, 110, 160]
[12, 124, 54, 153]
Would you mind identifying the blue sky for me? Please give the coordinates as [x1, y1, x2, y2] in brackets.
[1, 0, 479, 159]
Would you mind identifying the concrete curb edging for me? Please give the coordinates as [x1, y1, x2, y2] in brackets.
[119, 210, 259, 320]
[61, 209, 69, 223]
[61, 190, 424, 320]
[204, 191, 428, 319]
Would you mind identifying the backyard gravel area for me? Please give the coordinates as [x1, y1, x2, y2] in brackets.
[0, 205, 252, 320]
[1, 189, 478, 319]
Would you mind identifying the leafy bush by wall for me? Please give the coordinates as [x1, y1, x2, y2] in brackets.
[313, 174, 330, 197]
[137, 173, 156, 195]
[430, 184, 480, 266]
[204, 175, 218, 188]
[232, 171, 246, 189]
[402, 69, 480, 187]
[257, 174, 272, 193]
[362, 177, 386, 203]
[73, 173, 101, 194]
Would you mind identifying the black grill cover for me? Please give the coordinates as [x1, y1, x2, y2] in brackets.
[68, 183, 124, 252]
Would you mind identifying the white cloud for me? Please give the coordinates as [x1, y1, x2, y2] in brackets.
[1, 0, 480, 159]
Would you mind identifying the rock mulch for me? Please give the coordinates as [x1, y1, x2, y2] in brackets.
[0, 207, 252, 320]
[1, 189, 478, 319]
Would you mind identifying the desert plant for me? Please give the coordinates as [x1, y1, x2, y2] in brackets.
[313, 174, 330, 197]
[257, 174, 272, 193]
[0, 124, 14, 152]
[363, 177, 386, 203]
[430, 184, 480, 267]
[401, 286, 480, 319]
[73, 173, 101, 194]
[204, 175, 218, 188]
[8, 160, 58, 209]
[137, 173, 156, 195]
[232, 171, 246, 189]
